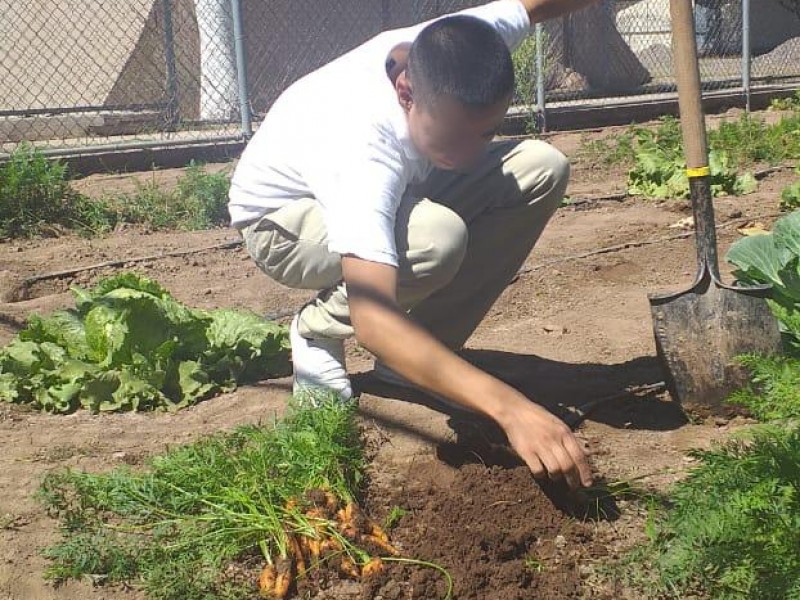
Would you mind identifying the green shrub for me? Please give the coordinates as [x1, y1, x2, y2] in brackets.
[0, 144, 84, 238]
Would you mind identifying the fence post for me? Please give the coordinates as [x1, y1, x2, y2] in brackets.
[230, 0, 253, 139]
[162, 0, 179, 130]
[535, 22, 546, 132]
[741, 0, 751, 113]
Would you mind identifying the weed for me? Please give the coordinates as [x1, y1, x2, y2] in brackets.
[0, 144, 87, 238]
[769, 91, 800, 111]
[110, 162, 231, 231]
[576, 129, 636, 168]
[512, 33, 552, 133]
[524, 555, 544, 573]
[383, 505, 408, 530]
[0, 146, 231, 239]
[709, 111, 800, 168]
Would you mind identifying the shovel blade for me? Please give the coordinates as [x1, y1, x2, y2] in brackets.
[649, 270, 782, 410]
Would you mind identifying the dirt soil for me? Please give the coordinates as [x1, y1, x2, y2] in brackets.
[1, 112, 797, 600]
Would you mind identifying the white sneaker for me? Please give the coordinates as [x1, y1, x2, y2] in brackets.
[290, 316, 352, 401]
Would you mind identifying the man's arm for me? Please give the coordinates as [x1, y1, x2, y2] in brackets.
[518, 0, 603, 23]
[343, 255, 593, 490]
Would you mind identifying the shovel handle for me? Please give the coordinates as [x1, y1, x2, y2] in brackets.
[670, 0, 720, 277]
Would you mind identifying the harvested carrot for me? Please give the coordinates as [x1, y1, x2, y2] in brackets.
[305, 536, 321, 559]
[368, 521, 390, 544]
[288, 534, 306, 576]
[258, 564, 277, 598]
[339, 555, 361, 579]
[304, 506, 327, 520]
[361, 533, 400, 556]
[320, 537, 343, 556]
[362, 557, 384, 578]
[273, 558, 293, 599]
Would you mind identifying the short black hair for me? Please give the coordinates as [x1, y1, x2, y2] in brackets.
[407, 15, 515, 109]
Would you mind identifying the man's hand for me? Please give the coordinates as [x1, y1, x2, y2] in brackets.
[342, 255, 593, 489]
[494, 395, 593, 489]
[518, 0, 603, 23]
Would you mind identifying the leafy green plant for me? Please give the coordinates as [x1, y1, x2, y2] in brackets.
[645, 426, 800, 600]
[0, 146, 231, 239]
[726, 210, 800, 352]
[38, 398, 366, 600]
[627, 117, 757, 199]
[729, 354, 800, 421]
[769, 91, 800, 112]
[0, 273, 290, 413]
[512, 32, 552, 133]
[112, 162, 231, 231]
[0, 144, 91, 238]
[780, 168, 800, 211]
[709, 111, 800, 169]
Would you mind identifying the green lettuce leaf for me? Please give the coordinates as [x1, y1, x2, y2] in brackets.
[0, 273, 290, 413]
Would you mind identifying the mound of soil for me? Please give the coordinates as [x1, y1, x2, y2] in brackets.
[363, 461, 609, 600]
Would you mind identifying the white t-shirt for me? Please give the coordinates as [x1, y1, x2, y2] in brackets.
[229, 0, 530, 267]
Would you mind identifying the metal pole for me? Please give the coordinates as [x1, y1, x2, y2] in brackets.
[230, 0, 253, 139]
[741, 0, 751, 113]
[535, 22, 546, 132]
[162, 0, 179, 129]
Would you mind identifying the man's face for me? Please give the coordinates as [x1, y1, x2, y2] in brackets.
[397, 76, 510, 171]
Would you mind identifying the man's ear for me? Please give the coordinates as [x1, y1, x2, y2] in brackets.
[395, 73, 414, 113]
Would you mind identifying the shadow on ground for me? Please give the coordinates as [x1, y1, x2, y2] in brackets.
[354, 348, 687, 432]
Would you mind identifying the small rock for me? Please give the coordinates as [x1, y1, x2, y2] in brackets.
[554, 535, 567, 548]
[112, 451, 127, 461]
[714, 417, 729, 427]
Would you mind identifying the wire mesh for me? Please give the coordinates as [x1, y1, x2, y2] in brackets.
[1, 0, 799, 157]
[0, 0, 243, 155]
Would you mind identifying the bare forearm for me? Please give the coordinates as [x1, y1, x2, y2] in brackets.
[517, 0, 602, 23]
[351, 295, 521, 422]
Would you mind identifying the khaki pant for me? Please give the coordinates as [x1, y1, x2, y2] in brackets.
[240, 139, 569, 349]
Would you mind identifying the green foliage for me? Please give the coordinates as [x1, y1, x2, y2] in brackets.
[646, 426, 800, 600]
[780, 167, 800, 211]
[0, 273, 290, 413]
[511, 33, 552, 133]
[576, 108, 800, 200]
[627, 117, 758, 199]
[0, 144, 100, 238]
[769, 91, 800, 112]
[729, 354, 800, 421]
[0, 146, 231, 239]
[112, 162, 231, 231]
[726, 210, 800, 352]
[38, 398, 365, 600]
[575, 129, 637, 168]
[708, 112, 800, 169]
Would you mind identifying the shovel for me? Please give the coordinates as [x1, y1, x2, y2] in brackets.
[647, 0, 782, 410]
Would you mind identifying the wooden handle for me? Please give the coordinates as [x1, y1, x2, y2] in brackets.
[669, 0, 709, 169]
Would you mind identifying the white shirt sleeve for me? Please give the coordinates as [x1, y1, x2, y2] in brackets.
[455, 0, 532, 51]
[303, 125, 408, 268]
[398, 0, 532, 52]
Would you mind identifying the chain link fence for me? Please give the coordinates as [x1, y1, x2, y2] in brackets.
[1, 0, 799, 158]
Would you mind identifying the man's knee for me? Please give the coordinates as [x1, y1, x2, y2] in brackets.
[509, 140, 570, 209]
[404, 202, 468, 288]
